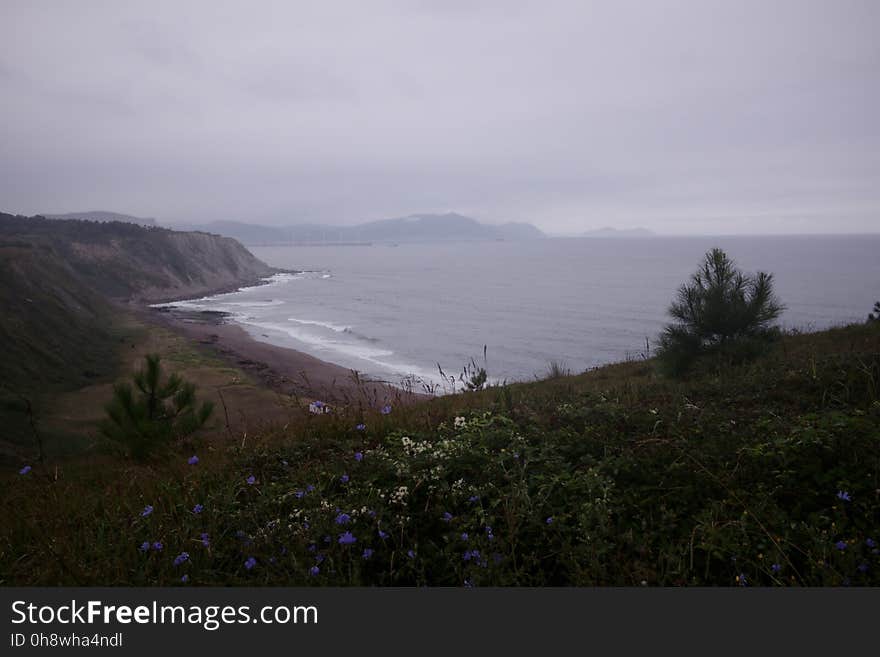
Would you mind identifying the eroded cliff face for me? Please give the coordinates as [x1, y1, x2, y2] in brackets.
[1, 213, 279, 303]
[0, 213, 281, 406]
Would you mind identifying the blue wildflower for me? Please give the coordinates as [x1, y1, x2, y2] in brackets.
[19, 465, 32, 475]
[378, 530, 389, 540]
[246, 475, 256, 485]
[181, 575, 189, 583]
[354, 452, 364, 462]
[139, 541, 150, 552]
[323, 535, 331, 544]
[141, 505, 154, 517]
[867, 538, 877, 548]
[152, 541, 163, 551]
[356, 423, 366, 431]
[192, 503, 204, 514]
[306, 484, 315, 492]
[464, 579, 473, 588]
[173, 552, 190, 566]
[244, 557, 257, 570]
[187, 455, 199, 465]
[362, 548, 374, 560]
[736, 573, 748, 587]
[315, 554, 325, 564]
[407, 549, 415, 559]
[546, 516, 554, 525]
[308, 543, 316, 552]
[340, 474, 350, 483]
[294, 490, 305, 499]
[771, 563, 782, 573]
[381, 404, 392, 415]
[461, 532, 469, 541]
[309, 565, 320, 576]
[837, 491, 851, 502]
[338, 531, 357, 545]
[442, 512, 454, 522]
[468, 495, 479, 503]
[335, 512, 352, 525]
[835, 540, 847, 551]
[200, 533, 210, 547]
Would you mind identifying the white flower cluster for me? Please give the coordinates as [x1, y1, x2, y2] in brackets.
[390, 485, 409, 505]
[454, 416, 467, 428]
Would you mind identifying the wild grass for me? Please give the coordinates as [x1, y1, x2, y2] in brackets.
[2, 322, 879, 586]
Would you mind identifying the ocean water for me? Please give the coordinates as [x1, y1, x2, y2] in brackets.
[164, 236, 880, 388]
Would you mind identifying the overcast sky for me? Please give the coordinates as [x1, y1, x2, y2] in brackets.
[2, 1, 878, 234]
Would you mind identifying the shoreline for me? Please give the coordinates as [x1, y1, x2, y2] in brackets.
[137, 303, 427, 407]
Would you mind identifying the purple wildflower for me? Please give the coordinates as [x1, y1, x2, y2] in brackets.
[309, 565, 320, 576]
[867, 538, 877, 548]
[141, 505, 154, 517]
[19, 465, 32, 475]
[835, 540, 847, 551]
[461, 532, 469, 541]
[468, 495, 479, 503]
[340, 474, 350, 483]
[152, 541, 163, 551]
[546, 516, 554, 525]
[362, 548, 374, 560]
[139, 541, 150, 552]
[354, 452, 364, 462]
[246, 475, 256, 485]
[315, 554, 325, 564]
[355, 423, 366, 431]
[173, 552, 190, 566]
[187, 455, 199, 465]
[294, 490, 305, 499]
[464, 579, 473, 588]
[380, 404, 392, 415]
[200, 533, 210, 547]
[737, 573, 748, 587]
[181, 574, 189, 583]
[378, 530, 389, 540]
[463, 549, 481, 561]
[407, 549, 415, 559]
[192, 503, 204, 514]
[442, 512, 454, 522]
[837, 491, 852, 502]
[306, 484, 315, 492]
[338, 531, 357, 545]
[335, 512, 352, 525]
[244, 557, 257, 570]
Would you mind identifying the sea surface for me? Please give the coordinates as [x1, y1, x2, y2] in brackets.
[162, 236, 880, 389]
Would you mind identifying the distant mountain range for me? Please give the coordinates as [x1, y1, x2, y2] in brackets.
[581, 227, 655, 238]
[42, 211, 157, 227]
[174, 213, 545, 245]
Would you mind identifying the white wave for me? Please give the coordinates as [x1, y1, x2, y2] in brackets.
[224, 299, 286, 308]
[244, 320, 394, 361]
[287, 317, 351, 333]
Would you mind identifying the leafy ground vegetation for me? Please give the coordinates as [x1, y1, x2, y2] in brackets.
[3, 321, 878, 586]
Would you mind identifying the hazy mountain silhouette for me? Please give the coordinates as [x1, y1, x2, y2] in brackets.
[177, 213, 545, 245]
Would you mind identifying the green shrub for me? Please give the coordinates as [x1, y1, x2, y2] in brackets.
[657, 248, 784, 376]
[100, 354, 213, 460]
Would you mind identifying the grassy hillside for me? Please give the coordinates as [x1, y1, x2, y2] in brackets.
[0, 213, 278, 457]
[3, 322, 878, 586]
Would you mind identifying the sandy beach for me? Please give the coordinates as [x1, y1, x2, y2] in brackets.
[142, 305, 426, 408]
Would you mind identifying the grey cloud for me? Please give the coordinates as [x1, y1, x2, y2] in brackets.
[1, 0, 878, 234]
